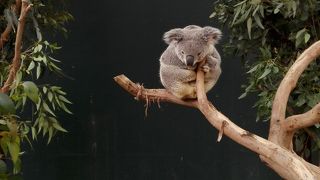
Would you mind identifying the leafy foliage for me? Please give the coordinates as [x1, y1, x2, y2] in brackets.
[211, 0, 320, 161]
[0, 0, 72, 177]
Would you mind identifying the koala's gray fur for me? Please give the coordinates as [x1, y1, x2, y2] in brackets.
[159, 25, 222, 99]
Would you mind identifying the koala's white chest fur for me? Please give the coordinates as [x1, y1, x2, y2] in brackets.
[159, 25, 222, 99]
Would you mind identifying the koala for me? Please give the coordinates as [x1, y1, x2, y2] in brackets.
[159, 25, 222, 99]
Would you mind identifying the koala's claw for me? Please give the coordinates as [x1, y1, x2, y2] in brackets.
[201, 64, 210, 73]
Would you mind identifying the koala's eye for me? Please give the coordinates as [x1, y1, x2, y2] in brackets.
[198, 52, 201, 56]
[181, 51, 185, 54]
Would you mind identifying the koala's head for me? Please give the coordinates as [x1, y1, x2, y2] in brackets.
[163, 25, 222, 67]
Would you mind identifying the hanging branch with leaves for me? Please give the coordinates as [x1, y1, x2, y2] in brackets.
[0, 0, 72, 177]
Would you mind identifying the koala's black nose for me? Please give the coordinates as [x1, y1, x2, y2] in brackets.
[186, 55, 194, 66]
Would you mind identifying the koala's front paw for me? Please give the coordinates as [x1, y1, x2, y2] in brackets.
[201, 63, 211, 73]
[201, 64, 210, 73]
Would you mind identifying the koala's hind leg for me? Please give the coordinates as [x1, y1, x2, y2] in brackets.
[160, 64, 197, 99]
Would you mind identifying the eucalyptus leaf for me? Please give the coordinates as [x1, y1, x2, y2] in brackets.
[22, 81, 39, 103]
[7, 136, 20, 164]
[43, 102, 56, 117]
[247, 17, 252, 39]
[258, 68, 271, 79]
[0, 93, 16, 115]
[52, 122, 68, 132]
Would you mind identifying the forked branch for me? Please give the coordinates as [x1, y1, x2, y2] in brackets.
[269, 41, 320, 149]
[114, 41, 320, 180]
[114, 73, 319, 179]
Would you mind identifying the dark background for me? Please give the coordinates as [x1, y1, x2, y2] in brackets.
[21, 0, 279, 179]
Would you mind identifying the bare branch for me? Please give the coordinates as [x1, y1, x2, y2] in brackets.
[194, 64, 318, 180]
[269, 41, 320, 149]
[113, 74, 198, 108]
[283, 103, 320, 131]
[1, 0, 32, 93]
[114, 71, 320, 179]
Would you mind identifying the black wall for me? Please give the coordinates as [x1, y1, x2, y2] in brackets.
[22, 0, 279, 179]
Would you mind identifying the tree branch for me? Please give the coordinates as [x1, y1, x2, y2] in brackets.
[114, 72, 320, 179]
[1, 0, 32, 93]
[113, 74, 198, 108]
[283, 103, 320, 131]
[194, 64, 319, 179]
[269, 41, 320, 149]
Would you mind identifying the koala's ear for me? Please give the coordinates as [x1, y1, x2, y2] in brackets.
[202, 26, 222, 43]
[163, 28, 184, 44]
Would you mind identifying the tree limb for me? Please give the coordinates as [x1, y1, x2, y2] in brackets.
[113, 74, 198, 108]
[269, 41, 320, 149]
[114, 72, 320, 179]
[1, 0, 32, 93]
[283, 103, 320, 131]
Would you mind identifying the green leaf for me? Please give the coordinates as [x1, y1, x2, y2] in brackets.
[27, 61, 35, 72]
[295, 28, 307, 47]
[304, 33, 311, 44]
[34, 44, 43, 53]
[258, 68, 271, 79]
[291, 1, 297, 17]
[274, 3, 283, 14]
[60, 102, 72, 114]
[47, 127, 53, 144]
[51, 120, 67, 132]
[296, 28, 306, 39]
[12, 157, 21, 174]
[43, 102, 56, 117]
[0, 93, 16, 115]
[31, 127, 37, 140]
[247, 17, 252, 39]
[238, 92, 247, 99]
[43, 86, 47, 94]
[0, 136, 9, 156]
[22, 81, 39, 103]
[253, 14, 264, 29]
[48, 92, 53, 102]
[234, 0, 247, 7]
[247, 64, 259, 73]
[232, 6, 242, 26]
[36, 63, 41, 79]
[259, 4, 264, 17]
[296, 94, 306, 107]
[58, 95, 72, 104]
[252, 5, 260, 16]
[209, 12, 216, 18]
[7, 136, 20, 164]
